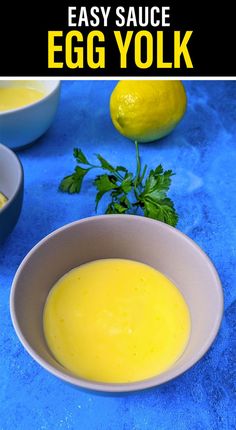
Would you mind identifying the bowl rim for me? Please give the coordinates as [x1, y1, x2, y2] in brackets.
[0, 143, 24, 214]
[0, 80, 61, 116]
[10, 215, 224, 393]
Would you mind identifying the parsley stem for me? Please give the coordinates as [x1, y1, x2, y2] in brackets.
[140, 164, 147, 185]
[113, 171, 125, 182]
[134, 141, 141, 188]
[86, 163, 124, 182]
[87, 163, 100, 169]
[134, 188, 139, 201]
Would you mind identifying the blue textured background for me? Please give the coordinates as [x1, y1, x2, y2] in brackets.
[0, 81, 235, 429]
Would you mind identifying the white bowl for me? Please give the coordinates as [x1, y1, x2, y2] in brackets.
[0, 143, 24, 242]
[0, 80, 60, 150]
[10, 215, 223, 393]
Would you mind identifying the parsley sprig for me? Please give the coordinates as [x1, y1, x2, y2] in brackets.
[59, 142, 178, 226]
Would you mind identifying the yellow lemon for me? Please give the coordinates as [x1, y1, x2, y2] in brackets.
[110, 80, 187, 143]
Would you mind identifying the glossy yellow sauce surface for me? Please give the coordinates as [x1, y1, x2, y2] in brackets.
[0, 87, 44, 111]
[44, 259, 191, 383]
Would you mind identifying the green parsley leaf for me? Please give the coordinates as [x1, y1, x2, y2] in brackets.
[119, 195, 131, 209]
[143, 197, 178, 226]
[94, 174, 117, 192]
[138, 166, 177, 226]
[96, 154, 115, 172]
[141, 169, 173, 201]
[94, 174, 118, 209]
[59, 143, 179, 227]
[105, 201, 127, 214]
[120, 173, 133, 193]
[59, 166, 89, 193]
[73, 148, 89, 165]
[113, 203, 128, 213]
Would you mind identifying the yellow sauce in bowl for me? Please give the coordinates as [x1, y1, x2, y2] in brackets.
[44, 259, 191, 383]
[0, 86, 44, 112]
[0, 192, 8, 209]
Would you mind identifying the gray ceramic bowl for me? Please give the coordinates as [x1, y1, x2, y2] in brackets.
[0, 144, 24, 242]
[0, 80, 60, 150]
[10, 215, 223, 393]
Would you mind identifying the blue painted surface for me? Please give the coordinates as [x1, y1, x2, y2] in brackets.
[0, 81, 235, 429]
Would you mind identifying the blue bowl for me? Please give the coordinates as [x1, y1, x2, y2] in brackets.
[0, 143, 24, 242]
